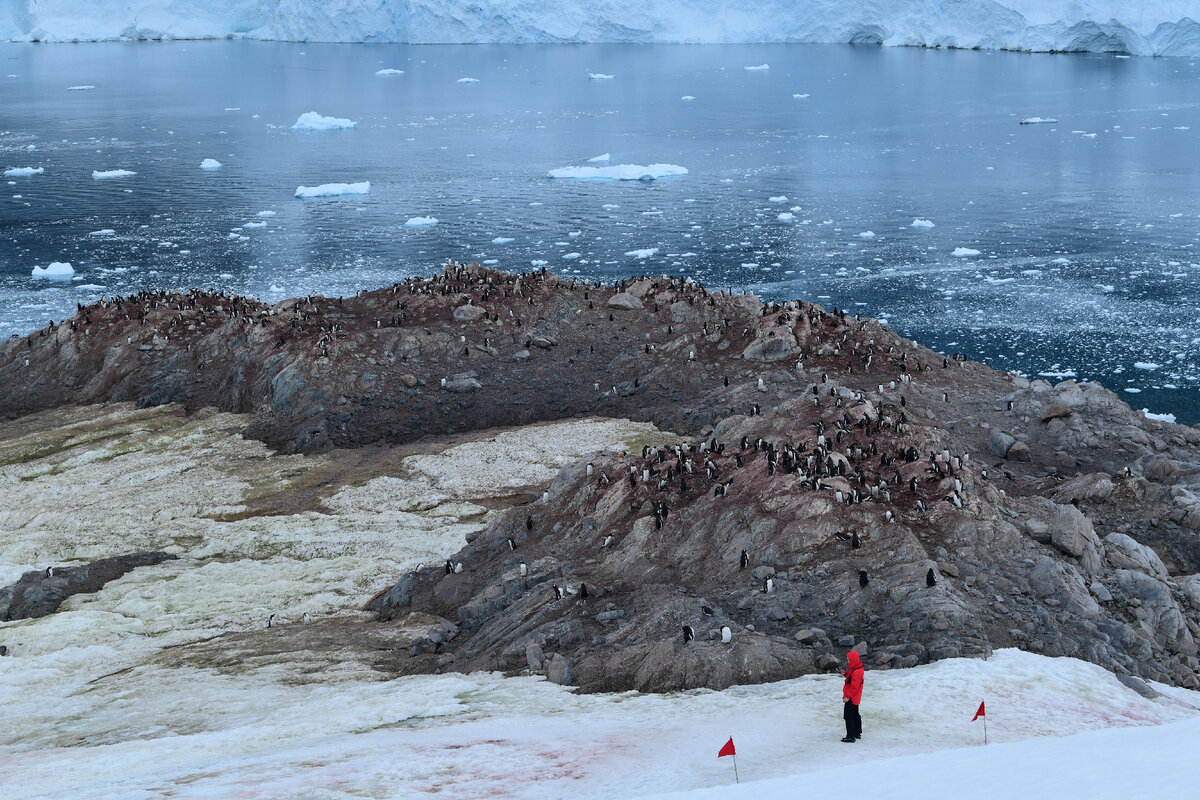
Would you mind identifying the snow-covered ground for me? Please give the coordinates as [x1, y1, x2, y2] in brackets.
[2, 1, 1198, 56]
[1, 404, 1198, 798]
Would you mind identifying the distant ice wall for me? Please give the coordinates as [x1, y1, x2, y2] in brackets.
[3, 1, 1198, 56]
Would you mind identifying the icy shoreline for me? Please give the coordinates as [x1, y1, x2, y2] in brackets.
[2, 1, 1199, 57]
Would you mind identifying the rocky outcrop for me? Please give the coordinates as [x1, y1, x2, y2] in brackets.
[4, 264, 1200, 693]
[0, 552, 177, 620]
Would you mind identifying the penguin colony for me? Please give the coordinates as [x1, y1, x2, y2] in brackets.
[376, 268, 994, 668]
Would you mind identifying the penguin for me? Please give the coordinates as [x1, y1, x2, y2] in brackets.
[454, 562, 464, 574]
[851, 531, 860, 549]
[45, 567, 53, 578]
[0, 645, 7, 657]
[519, 563, 528, 576]
[526, 515, 534, 532]
[1006, 400, 1014, 411]
[553, 585, 564, 600]
[303, 613, 312, 624]
[926, 568, 937, 587]
[764, 577, 774, 594]
[740, 549, 749, 570]
[701, 605, 715, 616]
[268, 613, 276, 628]
[721, 626, 732, 644]
[603, 533, 614, 548]
[586, 463, 594, 476]
[579, 583, 589, 600]
[682, 624, 695, 643]
[445, 559, 454, 574]
[858, 570, 869, 588]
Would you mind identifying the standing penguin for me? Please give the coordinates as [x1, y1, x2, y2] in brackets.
[740, 549, 749, 570]
[926, 568, 937, 587]
[851, 531, 860, 550]
[682, 625, 695, 643]
[858, 569, 869, 588]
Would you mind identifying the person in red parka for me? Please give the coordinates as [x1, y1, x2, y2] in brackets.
[841, 650, 864, 742]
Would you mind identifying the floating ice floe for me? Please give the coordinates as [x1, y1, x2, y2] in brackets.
[294, 181, 370, 198]
[292, 112, 357, 131]
[31, 261, 74, 279]
[404, 216, 438, 227]
[243, 221, 268, 229]
[530, 260, 548, 267]
[952, 247, 981, 257]
[1134, 362, 1161, 371]
[793, 93, 810, 98]
[777, 212, 796, 222]
[4, 167, 43, 177]
[1124, 387, 1142, 393]
[745, 64, 769, 71]
[200, 158, 223, 170]
[66, 85, 95, 90]
[257, 210, 276, 217]
[911, 218, 935, 228]
[1052, 257, 1072, 265]
[457, 77, 480, 83]
[89, 229, 115, 236]
[75, 283, 105, 291]
[858, 231, 876, 239]
[1142, 409, 1177, 423]
[92, 169, 136, 179]
[548, 163, 687, 181]
[625, 248, 658, 259]
[681, 95, 695, 101]
[587, 153, 611, 163]
[375, 68, 405, 76]
[1020, 117, 1058, 124]
[563, 252, 581, 260]
[588, 73, 614, 80]
[769, 195, 788, 203]
[492, 237, 514, 244]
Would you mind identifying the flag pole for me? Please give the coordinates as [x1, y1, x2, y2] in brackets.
[732, 751, 739, 784]
[983, 712, 988, 746]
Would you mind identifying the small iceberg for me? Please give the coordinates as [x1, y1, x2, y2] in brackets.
[548, 163, 688, 182]
[4, 166, 43, 177]
[777, 212, 796, 222]
[66, 85, 95, 91]
[200, 158, 223, 170]
[911, 218, 935, 228]
[89, 229, 115, 236]
[376, 68, 405, 76]
[257, 210, 277, 217]
[1020, 117, 1058, 125]
[32, 261, 74, 279]
[92, 169, 136, 179]
[625, 248, 658, 259]
[492, 237, 515, 244]
[292, 112, 357, 131]
[405, 216, 438, 227]
[588, 73, 614, 80]
[681, 95, 695, 101]
[295, 181, 370, 198]
[587, 153, 612, 163]
[857, 231, 876, 239]
[1134, 362, 1161, 371]
[769, 195, 788, 203]
[952, 247, 981, 257]
[457, 77, 480, 84]
[793, 93, 810, 99]
[76, 283, 106, 291]
[744, 64, 769, 71]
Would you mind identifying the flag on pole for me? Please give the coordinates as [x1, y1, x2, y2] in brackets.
[718, 737, 736, 758]
[972, 701, 986, 722]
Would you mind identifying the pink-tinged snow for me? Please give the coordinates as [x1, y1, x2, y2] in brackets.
[1, 649, 1196, 799]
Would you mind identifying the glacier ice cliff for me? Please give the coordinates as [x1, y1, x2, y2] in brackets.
[1, 1, 1198, 57]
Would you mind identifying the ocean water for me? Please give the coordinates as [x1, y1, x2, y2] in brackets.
[1, 42, 1198, 421]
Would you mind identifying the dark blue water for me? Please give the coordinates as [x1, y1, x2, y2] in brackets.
[2, 42, 1198, 421]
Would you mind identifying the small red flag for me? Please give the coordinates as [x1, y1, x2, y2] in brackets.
[718, 737, 736, 758]
[972, 701, 986, 722]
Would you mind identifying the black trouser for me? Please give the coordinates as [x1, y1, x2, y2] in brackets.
[844, 701, 862, 738]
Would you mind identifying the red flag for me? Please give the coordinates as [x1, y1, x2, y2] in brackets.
[972, 701, 986, 722]
[718, 737, 736, 758]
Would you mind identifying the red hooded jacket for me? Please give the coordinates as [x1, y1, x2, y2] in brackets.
[842, 651, 864, 705]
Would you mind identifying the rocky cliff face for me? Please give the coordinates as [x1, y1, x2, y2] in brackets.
[4, 263, 1200, 692]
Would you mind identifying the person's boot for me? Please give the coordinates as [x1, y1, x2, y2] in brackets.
[840, 736, 856, 743]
